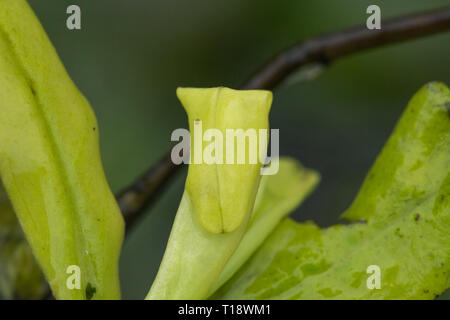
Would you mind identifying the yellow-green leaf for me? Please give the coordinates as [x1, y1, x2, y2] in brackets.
[0, 0, 124, 299]
[178, 87, 272, 233]
[213, 82, 450, 300]
[147, 87, 272, 299]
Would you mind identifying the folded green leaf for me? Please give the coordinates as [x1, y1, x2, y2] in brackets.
[178, 87, 272, 234]
[0, 0, 124, 299]
[213, 82, 450, 300]
[147, 87, 272, 299]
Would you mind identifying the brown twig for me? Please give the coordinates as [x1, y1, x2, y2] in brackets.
[116, 152, 179, 231]
[241, 7, 450, 90]
[117, 6, 450, 230]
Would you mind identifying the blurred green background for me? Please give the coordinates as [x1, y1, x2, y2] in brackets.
[28, 0, 450, 299]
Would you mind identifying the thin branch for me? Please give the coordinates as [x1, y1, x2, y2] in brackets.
[117, 6, 450, 229]
[116, 152, 179, 231]
[242, 6, 450, 89]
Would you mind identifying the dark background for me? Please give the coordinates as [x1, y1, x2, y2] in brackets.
[28, 0, 450, 299]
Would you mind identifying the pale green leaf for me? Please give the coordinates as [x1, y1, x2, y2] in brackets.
[213, 82, 450, 300]
[0, 0, 124, 299]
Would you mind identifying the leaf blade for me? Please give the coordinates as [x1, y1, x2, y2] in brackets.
[214, 82, 450, 300]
